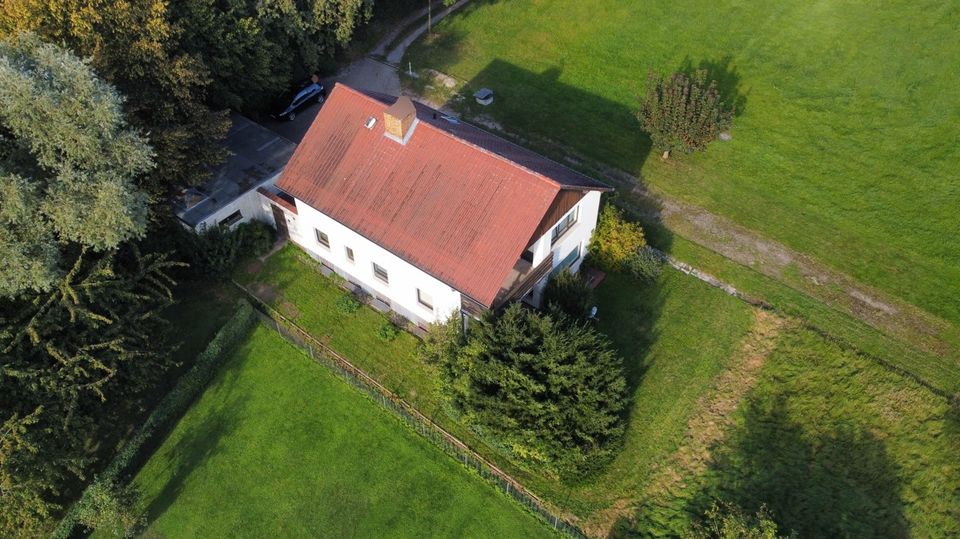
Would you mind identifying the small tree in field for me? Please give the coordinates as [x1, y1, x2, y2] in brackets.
[638, 70, 733, 159]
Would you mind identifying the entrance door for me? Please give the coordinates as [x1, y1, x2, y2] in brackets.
[270, 205, 289, 239]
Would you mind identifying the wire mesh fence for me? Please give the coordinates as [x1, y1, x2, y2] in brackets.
[233, 280, 587, 538]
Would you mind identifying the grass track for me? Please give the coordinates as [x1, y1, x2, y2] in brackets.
[133, 325, 553, 538]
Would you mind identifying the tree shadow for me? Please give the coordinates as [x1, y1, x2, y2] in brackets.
[683, 397, 908, 538]
[140, 358, 251, 526]
[678, 55, 749, 117]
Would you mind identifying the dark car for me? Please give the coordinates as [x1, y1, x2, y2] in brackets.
[273, 76, 326, 121]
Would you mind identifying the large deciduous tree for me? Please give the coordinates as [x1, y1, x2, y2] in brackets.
[172, 0, 373, 111]
[441, 304, 626, 479]
[638, 69, 733, 159]
[0, 33, 152, 296]
[0, 0, 230, 197]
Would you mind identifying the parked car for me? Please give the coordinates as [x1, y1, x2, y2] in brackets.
[273, 75, 326, 121]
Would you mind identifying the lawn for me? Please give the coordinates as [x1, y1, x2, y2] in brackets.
[405, 0, 960, 326]
[632, 325, 960, 537]
[133, 325, 554, 537]
[239, 244, 757, 522]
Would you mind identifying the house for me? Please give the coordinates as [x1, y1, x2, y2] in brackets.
[267, 84, 611, 328]
[173, 113, 296, 231]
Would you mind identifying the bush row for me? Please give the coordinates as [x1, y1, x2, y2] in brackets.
[51, 300, 257, 539]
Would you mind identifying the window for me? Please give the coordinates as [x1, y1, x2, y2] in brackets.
[552, 244, 582, 276]
[372, 262, 389, 284]
[315, 229, 329, 248]
[219, 210, 243, 227]
[417, 289, 434, 310]
[550, 206, 578, 245]
[345, 246, 355, 262]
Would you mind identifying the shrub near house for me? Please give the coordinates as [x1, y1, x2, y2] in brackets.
[436, 304, 627, 480]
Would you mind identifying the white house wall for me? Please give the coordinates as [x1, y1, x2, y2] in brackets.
[527, 190, 602, 303]
[193, 173, 283, 231]
[290, 201, 462, 326]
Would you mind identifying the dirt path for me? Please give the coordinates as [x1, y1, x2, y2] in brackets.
[584, 310, 791, 537]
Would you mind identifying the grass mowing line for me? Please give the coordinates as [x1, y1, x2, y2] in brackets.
[596, 310, 790, 536]
[232, 279, 587, 538]
[632, 325, 960, 537]
[133, 325, 556, 538]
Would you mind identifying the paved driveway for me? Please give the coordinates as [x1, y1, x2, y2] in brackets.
[263, 1, 469, 144]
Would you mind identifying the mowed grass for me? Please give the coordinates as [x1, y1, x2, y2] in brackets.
[133, 325, 554, 538]
[241, 245, 756, 520]
[633, 325, 960, 537]
[407, 0, 960, 324]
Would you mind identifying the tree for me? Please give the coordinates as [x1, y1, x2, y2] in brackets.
[543, 269, 595, 318]
[638, 69, 733, 159]
[588, 204, 647, 272]
[0, 33, 152, 296]
[0, 1, 230, 198]
[0, 246, 181, 534]
[172, 0, 374, 111]
[441, 304, 626, 479]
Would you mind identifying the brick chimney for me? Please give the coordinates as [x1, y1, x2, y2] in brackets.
[383, 96, 417, 143]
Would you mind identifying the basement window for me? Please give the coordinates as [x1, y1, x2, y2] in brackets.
[373, 263, 389, 284]
[315, 229, 330, 249]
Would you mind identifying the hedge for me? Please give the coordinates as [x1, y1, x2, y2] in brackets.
[50, 300, 257, 539]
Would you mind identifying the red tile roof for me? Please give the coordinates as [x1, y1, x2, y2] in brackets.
[277, 84, 609, 307]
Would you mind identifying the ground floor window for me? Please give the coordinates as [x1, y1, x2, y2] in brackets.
[345, 246, 355, 262]
[315, 229, 330, 248]
[219, 210, 243, 227]
[373, 262, 389, 284]
[417, 289, 434, 310]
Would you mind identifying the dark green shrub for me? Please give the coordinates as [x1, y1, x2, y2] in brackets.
[441, 304, 626, 480]
[543, 268, 595, 318]
[236, 220, 274, 257]
[175, 220, 274, 277]
[624, 246, 664, 282]
[336, 293, 361, 314]
[417, 313, 463, 364]
[377, 320, 400, 341]
[73, 480, 143, 538]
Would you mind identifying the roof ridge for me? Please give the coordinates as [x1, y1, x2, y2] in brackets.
[338, 83, 608, 192]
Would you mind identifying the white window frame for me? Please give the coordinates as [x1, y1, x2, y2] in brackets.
[416, 288, 434, 311]
[372, 262, 389, 284]
[315, 229, 330, 249]
[345, 246, 355, 263]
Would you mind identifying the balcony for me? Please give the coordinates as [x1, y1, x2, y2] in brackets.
[491, 256, 553, 309]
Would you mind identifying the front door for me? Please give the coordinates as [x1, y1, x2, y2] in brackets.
[270, 205, 289, 239]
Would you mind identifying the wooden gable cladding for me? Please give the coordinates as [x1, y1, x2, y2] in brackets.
[527, 189, 586, 247]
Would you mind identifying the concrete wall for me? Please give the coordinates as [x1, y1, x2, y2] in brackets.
[289, 201, 462, 327]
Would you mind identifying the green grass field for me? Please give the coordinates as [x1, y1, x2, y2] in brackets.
[406, 0, 960, 325]
[633, 325, 960, 537]
[132, 325, 553, 537]
[239, 245, 756, 521]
